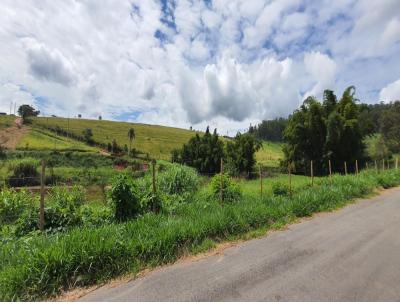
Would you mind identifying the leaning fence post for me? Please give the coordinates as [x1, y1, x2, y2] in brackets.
[344, 161, 348, 175]
[39, 160, 46, 231]
[220, 158, 224, 205]
[328, 159, 332, 184]
[310, 160, 314, 187]
[355, 160, 359, 176]
[259, 164, 263, 198]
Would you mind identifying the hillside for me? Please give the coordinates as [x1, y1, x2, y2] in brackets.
[29, 117, 199, 160]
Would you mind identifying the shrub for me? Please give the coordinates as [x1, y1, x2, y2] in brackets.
[272, 182, 290, 196]
[80, 204, 114, 227]
[0, 189, 36, 225]
[210, 173, 242, 203]
[109, 173, 141, 221]
[7, 158, 40, 187]
[158, 164, 200, 195]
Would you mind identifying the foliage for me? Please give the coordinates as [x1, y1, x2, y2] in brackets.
[108, 173, 141, 221]
[173, 127, 225, 174]
[157, 164, 200, 195]
[18, 104, 40, 122]
[226, 133, 261, 177]
[7, 158, 40, 187]
[82, 128, 94, 145]
[283, 87, 365, 175]
[210, 173, 242, 203]
[365, 134, 391, 160]
[128, 128, 135, 156]
[379, 101, 400, 153]
[2, 169, 400, 300]
[250, 117, 288, 142]
[0, 189, 36, 225]
[272, 182, 289, 196]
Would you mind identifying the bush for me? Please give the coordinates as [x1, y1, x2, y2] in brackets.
[80, 204, 114, 227]
[210, 173, 242, 203]
[272, 182, 290, 196]
[0, 189, 36, 225]
[7, 158, 40, 187]
[158, 164, 200, 195]
[109, 173, 141, 221]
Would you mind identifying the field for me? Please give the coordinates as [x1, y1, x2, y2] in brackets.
[0, 115, 14, 130]
[31, 117, 199, 160]
[255, 141, 284, 168]
[17, 128, 97, 152]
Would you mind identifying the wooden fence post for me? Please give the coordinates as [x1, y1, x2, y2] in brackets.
[382, 159, 385, 171]
[366, 162, 369, 170]
[328, 159, 332, 184]
[152, 159, 157, 212]
[220, 158, 224, 205]
[288, 162, 292, 198]
[39, 160, 46, 231]
[310, 160, 314, 187]
[396, 157, 398, 170]
[375, 160, 377, 171]
[344, 161, 347, 175]
[355, 160, 359, 176]
[259, 164, 263, 198]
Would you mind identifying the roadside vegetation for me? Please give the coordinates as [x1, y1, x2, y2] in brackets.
[1, 168, 399, 300]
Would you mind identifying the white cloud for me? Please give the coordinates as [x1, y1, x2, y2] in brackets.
[0, 0, 399, 134]
[303, 52, 337, 98]
[379, 79, 400, 102]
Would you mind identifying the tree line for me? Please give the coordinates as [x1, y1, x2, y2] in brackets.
[282, 86, 400, 175]
[172, 127, 261, 177]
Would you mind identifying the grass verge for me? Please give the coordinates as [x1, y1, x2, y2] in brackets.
[0, 169, 399, 301]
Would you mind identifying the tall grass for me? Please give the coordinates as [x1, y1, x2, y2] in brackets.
[0, 169, 399, 301]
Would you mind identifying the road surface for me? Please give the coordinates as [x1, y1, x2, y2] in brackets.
[80, 187, 400, 302]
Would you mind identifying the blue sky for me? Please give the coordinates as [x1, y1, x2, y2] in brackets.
[0, 0, 399, 134]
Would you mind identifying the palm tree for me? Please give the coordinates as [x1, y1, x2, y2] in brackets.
[128, 128, 135, 156]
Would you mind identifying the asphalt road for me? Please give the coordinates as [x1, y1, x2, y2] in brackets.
[80, 187, 400, 302]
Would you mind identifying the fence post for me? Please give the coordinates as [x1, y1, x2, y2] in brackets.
[375, 160, 377, 171]
[366, 162, 369, 170]
[310, 160, 314, 187]
[344, 161, 347, 175]
[382, 159, 385, 171]
[152, 159, 157, 212]
[396, 157, 398, 170]
[355, 160, 359, 176]
[288, 162, 292, 198]
[328, 159, 332, 184]
[39, 160, 46, 231]
[220, 158, 224, 205]
[259, 164, 263, 198]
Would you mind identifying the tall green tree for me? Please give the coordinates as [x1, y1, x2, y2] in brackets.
[226, 133, 261, 177]
[283, 87, 365, 175]
[128, 128, 135, 156]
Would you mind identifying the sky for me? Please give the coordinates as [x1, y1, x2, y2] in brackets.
[0, 0, 400, 135]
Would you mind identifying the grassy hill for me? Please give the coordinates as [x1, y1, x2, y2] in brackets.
[30, 117, 199, 160]
[256, 141, 284, 168]
[1, 115, 284, 165]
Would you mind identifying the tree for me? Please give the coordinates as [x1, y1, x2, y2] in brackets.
[251, 118, 288, 142]
[226, 133, 261, 177]
[283, 87, 365, 175]
[128, 128, 135, 156]
[82, 128, 94, 145]
[379, 101, 400, 153]
[18, 105, 40, 122]
[173, 128, 224, 174]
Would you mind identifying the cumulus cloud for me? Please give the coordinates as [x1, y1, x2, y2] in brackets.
[25, 41, 76, 86]
[0, 0, 399, 133]
[303, 52, 337, 98]
[379, 79, 400, 102]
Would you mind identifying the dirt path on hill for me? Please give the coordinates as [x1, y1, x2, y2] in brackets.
[0, 117, 29, 150]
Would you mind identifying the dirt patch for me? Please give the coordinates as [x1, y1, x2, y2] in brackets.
[0, 117, 29, 150]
